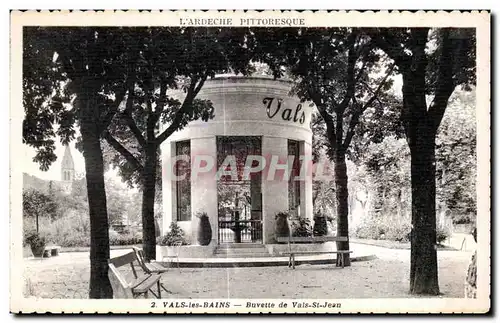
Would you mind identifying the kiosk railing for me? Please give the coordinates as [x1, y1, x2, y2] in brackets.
[218, 220, 263, 243]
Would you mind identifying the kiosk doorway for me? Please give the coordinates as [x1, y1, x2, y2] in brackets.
[216, 136, 263, 244]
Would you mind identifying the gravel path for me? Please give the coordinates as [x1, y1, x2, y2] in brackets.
[22, 246, 472, 299]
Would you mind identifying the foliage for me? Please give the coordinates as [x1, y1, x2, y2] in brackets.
[157, 222, 188, 246]
[26, 174, 139, 229]
[108, 229, 120, 242]
[353, 216, 412, 242]
[436, 89, 477, 224]
[435, 221, 453, 245]
[23, 27, 132, 168]
[54, 178, 89, 213]
[353, 216, 451, 244]
[357, 136, 411, 217]
[109, 232, 143, 246]
[290, 216, 313, 237]
[44, 210, 91, 247]
[312, 160, 336, 216]
[25, 212, 143, 248]
[217, 183, 252, 220]
[23, 189, 58, 220]
[104, 174, 134, 225]
[351, 89, 476, 225]
[123, 190, 143, 225]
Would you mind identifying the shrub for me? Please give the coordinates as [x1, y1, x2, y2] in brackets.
[108, 229, 120, 242]
[134, 230, 143, 241]
[386, 220, 412, 242]
[291, 217, 312, 237]
[157, 222, 188, 246]
[110, 232, 142, 246]
[436, 223, 452, 244]
[353, 216, 411, 242]
[353, 218, 383, 240]
[353, 215, 451, 244]
[23, 210, 148, 248]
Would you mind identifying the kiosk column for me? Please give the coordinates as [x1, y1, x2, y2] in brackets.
[190, 137, 218, 246]
[261, 136, 289, 244]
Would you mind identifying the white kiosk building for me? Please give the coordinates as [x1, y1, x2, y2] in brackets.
[161, 76, 313, 247]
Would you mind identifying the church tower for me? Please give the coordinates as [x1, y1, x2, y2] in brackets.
[61, 144, 75, 193]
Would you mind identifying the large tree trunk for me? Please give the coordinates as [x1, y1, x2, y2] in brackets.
[409, 128, 439, 295]
[141, 143, 158, 261]
[334, 151, 351, 266]
[403, 69, 440, 295]
[79, 94, 113, 299]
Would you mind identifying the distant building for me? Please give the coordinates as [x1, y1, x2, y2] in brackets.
[60, 144, 75, 194]
[23, 144, 76, 195]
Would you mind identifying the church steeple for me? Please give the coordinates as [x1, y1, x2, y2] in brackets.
[61, 144, 75, 183]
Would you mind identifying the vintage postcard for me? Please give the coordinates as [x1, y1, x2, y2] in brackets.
[10, 10, 490, 314]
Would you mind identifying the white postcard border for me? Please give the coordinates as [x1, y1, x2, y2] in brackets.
[9, 10, 491, 314]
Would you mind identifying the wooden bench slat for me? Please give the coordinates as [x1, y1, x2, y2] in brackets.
[145, 262, 168, 273]
[132, 274, 161, 294]
[109, 252, 138, 268]
[131, 274, 153, 288]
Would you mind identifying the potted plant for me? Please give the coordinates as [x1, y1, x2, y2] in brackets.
[25, 231, 47, 258]
[313, 212, 328, 237]
[275, 211, 290, 241]
[291, 216, 312, 238]
[157, 222, 187, 256]
[196, 212, 212, 246]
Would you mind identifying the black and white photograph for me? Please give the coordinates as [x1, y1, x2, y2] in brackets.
[9, 10, 490, 313]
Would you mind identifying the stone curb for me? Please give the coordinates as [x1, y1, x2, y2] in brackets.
[158, 254, 378, 268]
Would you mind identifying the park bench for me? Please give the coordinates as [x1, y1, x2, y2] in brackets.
[42, 245, 61, 258]
[276, 236, 352, 269]
[108, 251, 162, 299]
[132, 247, 171, 295]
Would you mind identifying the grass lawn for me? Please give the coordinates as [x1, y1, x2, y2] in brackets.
[22, 248, 472, 299]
